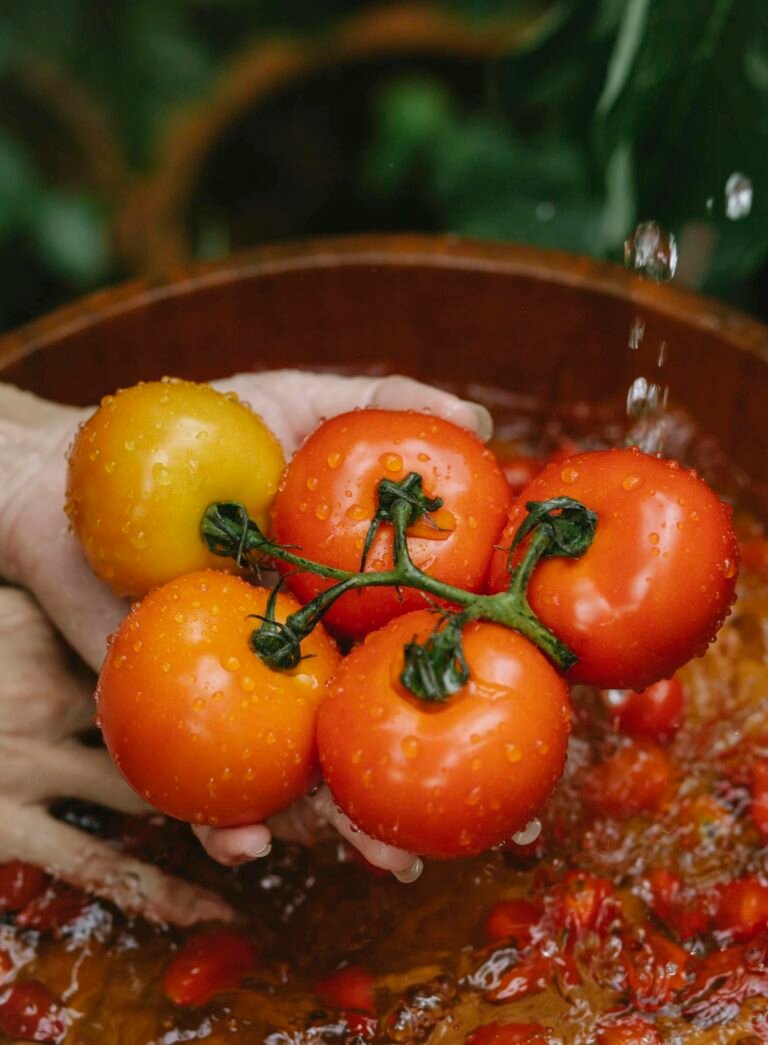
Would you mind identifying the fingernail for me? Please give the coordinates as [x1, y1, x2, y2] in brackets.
[244, 842, 272, 860]
[392, 857, 423, 884]
[470, 403, 493, 443]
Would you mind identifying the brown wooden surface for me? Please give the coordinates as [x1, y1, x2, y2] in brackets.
[1, 234, 767, 510]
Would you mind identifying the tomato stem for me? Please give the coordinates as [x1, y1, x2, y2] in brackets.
[201, 488, 597, 690]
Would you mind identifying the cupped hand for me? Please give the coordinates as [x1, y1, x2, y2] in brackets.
[0, 371, 490, 918]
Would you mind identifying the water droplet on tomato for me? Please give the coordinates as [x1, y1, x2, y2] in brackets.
[193, 698, 205, 712]
[347, 504, 368, 521]
[468, 516, 478, 530]
[560, 466, 579, 484]
[417, 452, 431, 462]
[306, 476, 319, 491]
[327, 451, 343, 469]
[123, 439, 136, 452]
[401, 735, 421, 759]
[369, 704, 385, 719]
[104, 460, 116, 474]
[723, 559, 737, 579]
[161, 662, 171, 673]
[622, 474, 643, 491]
[212, 691, 224, 702]
[505, 743, 523, 763]
[152, 463, 171, 487]
[224, 656, 240, 671]
[380, 452, 404, 473]
[465, 786, 482, 806]
[241, 676, 256, 692]
[315, 502, 331, 521]
[536, 740, 549, 755]
[649, 532, 660, 545]
[266, 732, 276, 745]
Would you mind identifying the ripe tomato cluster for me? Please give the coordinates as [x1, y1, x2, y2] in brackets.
[68, 379, 739, 860]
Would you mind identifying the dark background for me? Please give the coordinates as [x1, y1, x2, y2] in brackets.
[2, 0, 766, 332]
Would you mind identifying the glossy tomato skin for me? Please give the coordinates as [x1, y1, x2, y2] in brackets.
[488, 447, 739, 690]
[67, 380, 285, 596]
[97, 571, 339, 826]
[317, 610, 571, 858]
[271, 410, 511, 639]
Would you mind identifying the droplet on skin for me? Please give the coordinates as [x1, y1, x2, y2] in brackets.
[346, 504, 368, 522]
[505, 743, 522, 763]
[380, 452, 404, 473]
[649, 533, 660, 545]
[315, 503, 331, 521]
[369, 704, 385, 719]
[723, 559, 737, 579]
[401, 735, 420, 759]
[224, 656, 240, 671]
[560, 467, 579, 484]
[622, 474, 643, 492]
[466, 786, 482, 806]
[306, 476, 319, 491]
[417, 452, 431, 463]
[152, 463, 172, 487]
[123, 440, 136, 452]
[193, 698, 205, 712]
[512, 818, 542, 846]
[327, 452, 343, 469]
[104, 460, 116, 474]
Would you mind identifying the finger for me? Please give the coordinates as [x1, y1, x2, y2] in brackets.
[192, 823, 272, 867]
[305, 785, 423, 882]
[214, 371, 493, 455]
[37, 742, 148, 815]
[0, 800, 233, 926]
[267, 793, 334, 846]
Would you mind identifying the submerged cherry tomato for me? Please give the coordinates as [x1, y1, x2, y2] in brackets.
[0, 861, 47, 915]
[67, 379, 285, 596]
[271, 410, 510, 638]
[0, 980, 64, 1042]
[315, 966, 375, 1014]
[163, 929, 258, 1006]
[485, 899, 543, 943]
[607, 677, 685, 745]
[318, 610, 571, 858]
[97, 571, 339, 826]
[489, 447, 738, 689]
[583, 741, 676, 818]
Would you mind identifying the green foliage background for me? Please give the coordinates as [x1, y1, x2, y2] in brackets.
[1, 0, 766, 330]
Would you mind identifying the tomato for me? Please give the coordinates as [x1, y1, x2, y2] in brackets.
[318, 610, 570, 858]
[0, 980, 65, 1042]
[606, 678, 684, 745]
[315, 966, 375, 1013]
[583, 742, 675, 818]
[66, 379, 285, 597]
[557, 872, 616, 937]
[646, 869, 710, 940]
[0, 861, 47, 915]
[623, 930, 688, 1011]
[488, 448, 739, 689]
[271, 410, 511, 638]
[752, 758, 768, 839]
[97, 571, 339, 826]
[163, 929, 258, 1006]
[0, 949, 13, 983]
[467, 1023, 550, 1044]
[484, 952, 553, 1003]
[712, 876, 768, 940]
[16, 884, 87, 933]
[485, 899, 543, 943]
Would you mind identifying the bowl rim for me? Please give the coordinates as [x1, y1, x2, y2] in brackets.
[2, 234, 767, 373]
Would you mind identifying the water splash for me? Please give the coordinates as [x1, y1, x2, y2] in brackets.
[626, 376, 670, 454]
[624, 221, 678, 282]
[725, 172, 753, 220]
[628, 317, 646, 350]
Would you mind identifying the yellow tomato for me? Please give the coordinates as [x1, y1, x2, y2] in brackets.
[66, 379, 285, 596]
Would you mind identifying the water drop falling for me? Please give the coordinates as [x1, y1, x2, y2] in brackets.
[512, 818, 542, 846]
[628, 317, 646, 350]
[624, 221, 678, 282]
[725, 172, 753, 220]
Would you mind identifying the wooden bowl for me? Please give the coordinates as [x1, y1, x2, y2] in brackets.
[2, 235, 767, 509]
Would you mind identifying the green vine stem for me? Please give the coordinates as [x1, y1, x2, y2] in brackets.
[201, 477, 598, 698]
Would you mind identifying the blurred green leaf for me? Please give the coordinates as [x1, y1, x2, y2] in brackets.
[0, 134, 39, 236]
[30, 193, 109, 286]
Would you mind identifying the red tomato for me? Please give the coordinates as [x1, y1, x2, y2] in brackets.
[0, 861, 47, 915]
[467, 1023, 550, 1044]
[558, 872, 616, 937]
[646, 869, 710, 940]
[0, 949, 13, 983]
[15, 884, 87, 932]
[583, 742, 676, 818]
[315, 965, 375, 1013]
[0, 980, 65, 1042]
[596, 1015, 662, 1045]
[344, 1012, 378, 1039]
[271, 410, 511, 639]
[752, 759, 768, 839]
[97, 571, 339, 826]
[623, 930, 688, 1011]
[712, 876, 768, 940]
[484, 953, 553, 1003]
[488, 448, 739, 689]
[607, 677, 684, 745]
[318, 610, 571, 858]
[485, 899, 543, 943]
[163, 929, 258, 1006]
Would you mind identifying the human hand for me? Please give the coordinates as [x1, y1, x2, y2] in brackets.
[0, 371, 491, 912]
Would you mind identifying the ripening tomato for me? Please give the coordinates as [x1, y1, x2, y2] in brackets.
[97, 571, 339, 826]
[488, 448, 739, 690]
[583, 742, 676, 818]
[163, 929, 258, 1006]
[317, 610, 571, 858]
[315, 966, 375, 1014]
[0, 980, 65, 1042]
[66, 379, 285, 596]
[485, 899, 543, 943]
[712, 876, 768, 940]
[271, 410, 510, 638]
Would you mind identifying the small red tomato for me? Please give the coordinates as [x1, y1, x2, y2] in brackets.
[485, 953, 553, 1003]
[344, 1012, 378, 1038]
[623, 930, 689, 1011]
[0, 949, 13, 983]
[646, 869, 710, 940]
[97, 571, 339, 826]
[318, 610, 571, 858]
[596, 1015, 662, 1045]
[752, 759, 768, 839]
[315, 966, 375, 1014]
[0, 861, 47, 915]
[0, 980, 65, 1043]
[489, 448, 739, 690]
[485, 899, 543, 944]
[583, 742, 675, 818]
[163, 929, 258, 1006]
[467, 1023, 550, 1044]
[16, 884, 87, 932]
[607, 677, 684, 745]
[558, 872, 616, 937]
[272, 410, 511, 639]
[712, 876, 768, 940]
